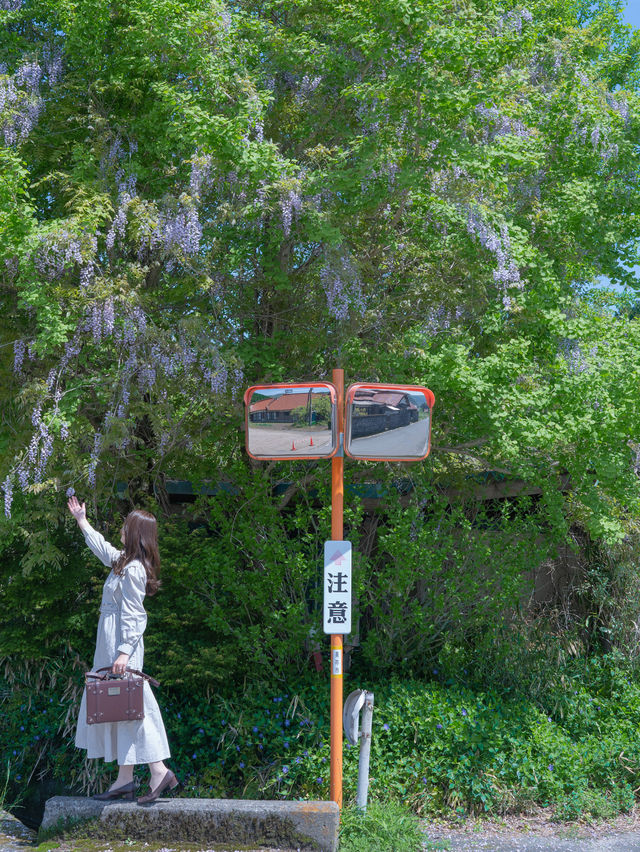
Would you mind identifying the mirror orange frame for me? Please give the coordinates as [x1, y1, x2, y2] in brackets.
[344, 383, 436, 462]
[244, 382, 339, 460]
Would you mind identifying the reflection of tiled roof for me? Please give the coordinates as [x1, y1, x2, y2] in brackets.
[250, 398, 274, 412]
[354, 391, 418, 410]
[250, 392, 311, 412]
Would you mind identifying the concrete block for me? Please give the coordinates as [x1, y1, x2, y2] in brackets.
[41, 796, 339, 852]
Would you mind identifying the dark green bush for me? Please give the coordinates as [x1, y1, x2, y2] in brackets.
[4, 475, 640, 824]
[4, 656, 640, 824]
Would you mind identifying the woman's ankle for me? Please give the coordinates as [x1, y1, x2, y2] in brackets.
[113, 767, 134, 787]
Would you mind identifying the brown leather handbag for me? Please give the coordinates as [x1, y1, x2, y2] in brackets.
[85, 667, 160, 725]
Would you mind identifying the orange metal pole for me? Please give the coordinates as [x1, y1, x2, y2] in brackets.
[330, 368, 344, 810]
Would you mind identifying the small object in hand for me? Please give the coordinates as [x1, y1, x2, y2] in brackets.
[85, 668, 146, 724]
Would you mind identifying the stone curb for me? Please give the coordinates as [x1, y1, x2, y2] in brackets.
[41, 797, 338, 852]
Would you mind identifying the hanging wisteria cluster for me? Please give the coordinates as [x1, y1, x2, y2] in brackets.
[4, 293, 242, 515]
[0, 49, 62, 145]
[558, 339, 598, 375]
[320, 247, 367, 322]
[34, 231, 93, 280]
[244, 93, 265, 144]
[568, 71, 630, 164]
[466, 206, 522, 305]
[475, 102, 530, 143]
[607, 93, 631, 127]
[571, 116, 620, 164]
[422, 306, 464, 337]
[216, 2, 232, 32]
[1, 141, 264, 516]
[359, 159, 400, 195]
[295, 74, 322, 104]
[497, 8, 533, 34]
[280, 187, 303, 237]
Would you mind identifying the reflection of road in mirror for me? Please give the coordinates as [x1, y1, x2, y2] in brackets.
[248, 426, 334, 457]
[348, 419, 429, 459]
[247, 387, 335, 457]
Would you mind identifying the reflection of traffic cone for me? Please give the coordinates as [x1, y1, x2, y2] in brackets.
[309, 437, 314, 447]
[291, 441, 296, 451]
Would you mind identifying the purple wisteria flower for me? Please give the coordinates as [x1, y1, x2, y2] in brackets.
[106, 178, 137, 250]
[16, 466, 28, 491]
[157, 205, 202, 255]
[189, 154, 212, 197]
[295, 74, 322, 104]
[15, 60, 42, 91]
[0, 55, 53, 143]
[280, 188, 302, 237]
[607, 93, 630, 125]
[466, 206, 521, 294]
[558, 338, 592, 374]
[320, 247, 367, 321]
[13, 339, 25, 374]
[218, 5, 232, 31]
[497, 7, 533, 34]
[2, 476, 13, 517]
[33, 230, 85, 280]
[475, 102, 530, 142]
[42, 46, 63, 85]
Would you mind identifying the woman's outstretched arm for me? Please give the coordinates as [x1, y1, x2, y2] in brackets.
[67, 495, 121, 567]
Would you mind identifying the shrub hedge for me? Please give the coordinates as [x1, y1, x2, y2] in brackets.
[4, 654, 640, 826]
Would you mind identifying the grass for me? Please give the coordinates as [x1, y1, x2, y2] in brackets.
[0, 762, 9, 812]
[339, 799, 431, 852]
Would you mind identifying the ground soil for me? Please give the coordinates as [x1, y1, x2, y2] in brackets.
[421, 805, 640, 850]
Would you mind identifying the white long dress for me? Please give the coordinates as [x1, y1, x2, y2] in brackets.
[74, 523, 171, 765]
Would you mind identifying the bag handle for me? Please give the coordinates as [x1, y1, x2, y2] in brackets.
[86, 666, 160, 688]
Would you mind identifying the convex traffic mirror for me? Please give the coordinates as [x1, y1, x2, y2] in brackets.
[245, 383, 338, 459]
[344, 383, 435, 461]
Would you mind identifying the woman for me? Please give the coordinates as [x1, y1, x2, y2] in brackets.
[68, 495, 179, 803]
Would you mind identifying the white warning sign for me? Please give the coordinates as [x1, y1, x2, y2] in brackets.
[323, 541, 352, 634]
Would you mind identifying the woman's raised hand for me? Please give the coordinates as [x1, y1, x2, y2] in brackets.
[67, 495, 87, 523]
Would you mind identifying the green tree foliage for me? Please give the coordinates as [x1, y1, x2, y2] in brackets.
[1, 0, 640, 772]
[0, 0, 637, 536]
[4, 0, 640, 821]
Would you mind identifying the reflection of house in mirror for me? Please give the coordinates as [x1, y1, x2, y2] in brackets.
[351, 390, 419, 438]
[249, 390, 331, 425]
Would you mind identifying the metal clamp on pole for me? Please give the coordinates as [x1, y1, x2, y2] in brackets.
[344, 689, 375, 811]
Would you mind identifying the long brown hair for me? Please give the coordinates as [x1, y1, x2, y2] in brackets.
[112, 509, 161, 596]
